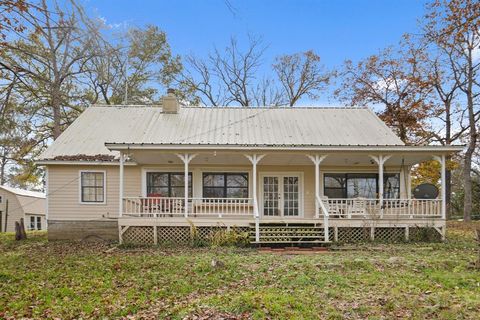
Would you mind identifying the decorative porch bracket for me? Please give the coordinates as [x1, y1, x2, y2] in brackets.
[369, 154, 392, 218]
[307, 154, 328, 241]
[176, 153, 197, 218]
[433, 155, 447, 240]
[245, 154, 266, 243]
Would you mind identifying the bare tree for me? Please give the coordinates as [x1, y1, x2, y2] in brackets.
[182, 36, 270, 107]
[181, 37, 331, 107]
[424, 0, 480, 221]
[273, 50, 332, 106]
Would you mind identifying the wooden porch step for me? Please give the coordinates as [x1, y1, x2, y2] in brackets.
[249, 222, 328, 245]
[252, 240, 330, 244]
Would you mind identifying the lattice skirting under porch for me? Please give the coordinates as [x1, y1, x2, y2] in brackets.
[120, 225, 250, 245]
[333, 226, 442, 243]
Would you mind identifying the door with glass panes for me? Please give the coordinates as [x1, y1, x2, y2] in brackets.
[261, 174, 301, 217]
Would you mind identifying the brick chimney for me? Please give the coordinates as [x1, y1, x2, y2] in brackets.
[162, 88, 179, 113]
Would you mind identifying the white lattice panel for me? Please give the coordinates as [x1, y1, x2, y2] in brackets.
[337, 227, 370, 243]
[374, 227, 405, 242]
[157, 226, 191, 244]
[123, 226, 155, 244]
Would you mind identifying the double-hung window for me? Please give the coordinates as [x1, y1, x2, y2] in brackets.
[80, 171, 105, 203]
[29, 216, 42, 230]
[146, 172, 192, 197]
[203, 173, 248, 198]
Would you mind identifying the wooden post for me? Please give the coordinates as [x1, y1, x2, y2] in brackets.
[4, 199, 8, 232]
[176, 153, 197, 218]
[307, 155, 327, 218]
[119, 151, 125, 217]
[307, 154, 329, 242]
[15, 218, 27, 241]
[370, 155, 391, 217]
[245, 154, 266, 243]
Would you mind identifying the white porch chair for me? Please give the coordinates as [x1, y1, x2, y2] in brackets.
[347, 197, 367, 218]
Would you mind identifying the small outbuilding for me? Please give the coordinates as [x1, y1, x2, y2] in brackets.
[0, 185, 46, 232]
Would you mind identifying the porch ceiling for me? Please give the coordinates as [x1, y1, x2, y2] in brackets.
[128, 150, 439, 167]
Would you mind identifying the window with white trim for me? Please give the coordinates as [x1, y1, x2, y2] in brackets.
[203, 172, 249, 198]
[29, 216, 42, 230]
[30, 216, 35, 230]
[80, 171, 105, 203]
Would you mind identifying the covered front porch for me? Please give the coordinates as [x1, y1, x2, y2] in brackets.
[110, 146, 450, 244]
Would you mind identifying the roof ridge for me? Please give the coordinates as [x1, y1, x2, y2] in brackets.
[91, 104, 368, 110]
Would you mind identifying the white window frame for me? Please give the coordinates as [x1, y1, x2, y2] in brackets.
[30, 216, 36, 230]
[79, 170, 107, 205]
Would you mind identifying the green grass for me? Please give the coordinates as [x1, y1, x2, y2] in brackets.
[0, 223, 479, 319]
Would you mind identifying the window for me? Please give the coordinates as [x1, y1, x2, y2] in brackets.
[146, 172, 192, 197]
[30, 216, 35, 230]
[203, 173, 248, 198]
[80, 171, 105, 203]
[347, 173, 377, 198]
[384, 173, 400, 199]
[0, 196, 2, 203]
[324, 173, 400, 199]
[29, 216, 42, 230]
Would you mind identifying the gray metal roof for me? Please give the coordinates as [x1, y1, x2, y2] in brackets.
[39, 106, 405, 160]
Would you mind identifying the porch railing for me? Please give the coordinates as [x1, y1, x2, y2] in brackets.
[316, 195, 329, 241]
[323, 198, 441, 219]
[123, 197, 254, 217]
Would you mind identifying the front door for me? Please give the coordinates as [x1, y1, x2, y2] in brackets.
[262, 174, 300, 217]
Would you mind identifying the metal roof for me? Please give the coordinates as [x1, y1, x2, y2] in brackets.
[0, 185, 45, 198]
[40, 105, 406, 160]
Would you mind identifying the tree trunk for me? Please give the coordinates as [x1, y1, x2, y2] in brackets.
[0, 153, 6, 185]
[52, 88, 62, 140]
[463, 144, 474, 222]
[15, 218, 27, 241]
[463, 47, 476, 222]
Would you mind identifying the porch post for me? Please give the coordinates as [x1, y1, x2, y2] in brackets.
[434, 155, 446, 220]
[307, 155, 327, 218]
[119, 151, 124, 217]
[370, 154, 391, 217]
[177, 153, 197, 218]
[245, 154, 266, 243]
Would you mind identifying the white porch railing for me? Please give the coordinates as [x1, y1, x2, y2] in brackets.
[316, 195, 329, 241]
[123, 197, 254, 217]
[323, 198, 441, 219]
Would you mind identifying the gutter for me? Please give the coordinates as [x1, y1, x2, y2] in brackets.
[104, 143, 464, 153]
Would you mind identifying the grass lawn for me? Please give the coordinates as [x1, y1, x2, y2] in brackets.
[1, 222, 479, 319]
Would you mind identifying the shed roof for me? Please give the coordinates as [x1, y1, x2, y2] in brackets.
[40, 105, 405, 160]
[0, 185, 45, 199]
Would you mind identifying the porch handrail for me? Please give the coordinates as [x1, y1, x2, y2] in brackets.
[122, 196, 254, 217]
[325, 198, 442, 219]
[316, 195, 329, 242]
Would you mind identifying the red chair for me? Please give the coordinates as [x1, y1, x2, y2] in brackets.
[142, 193, 164, 215]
